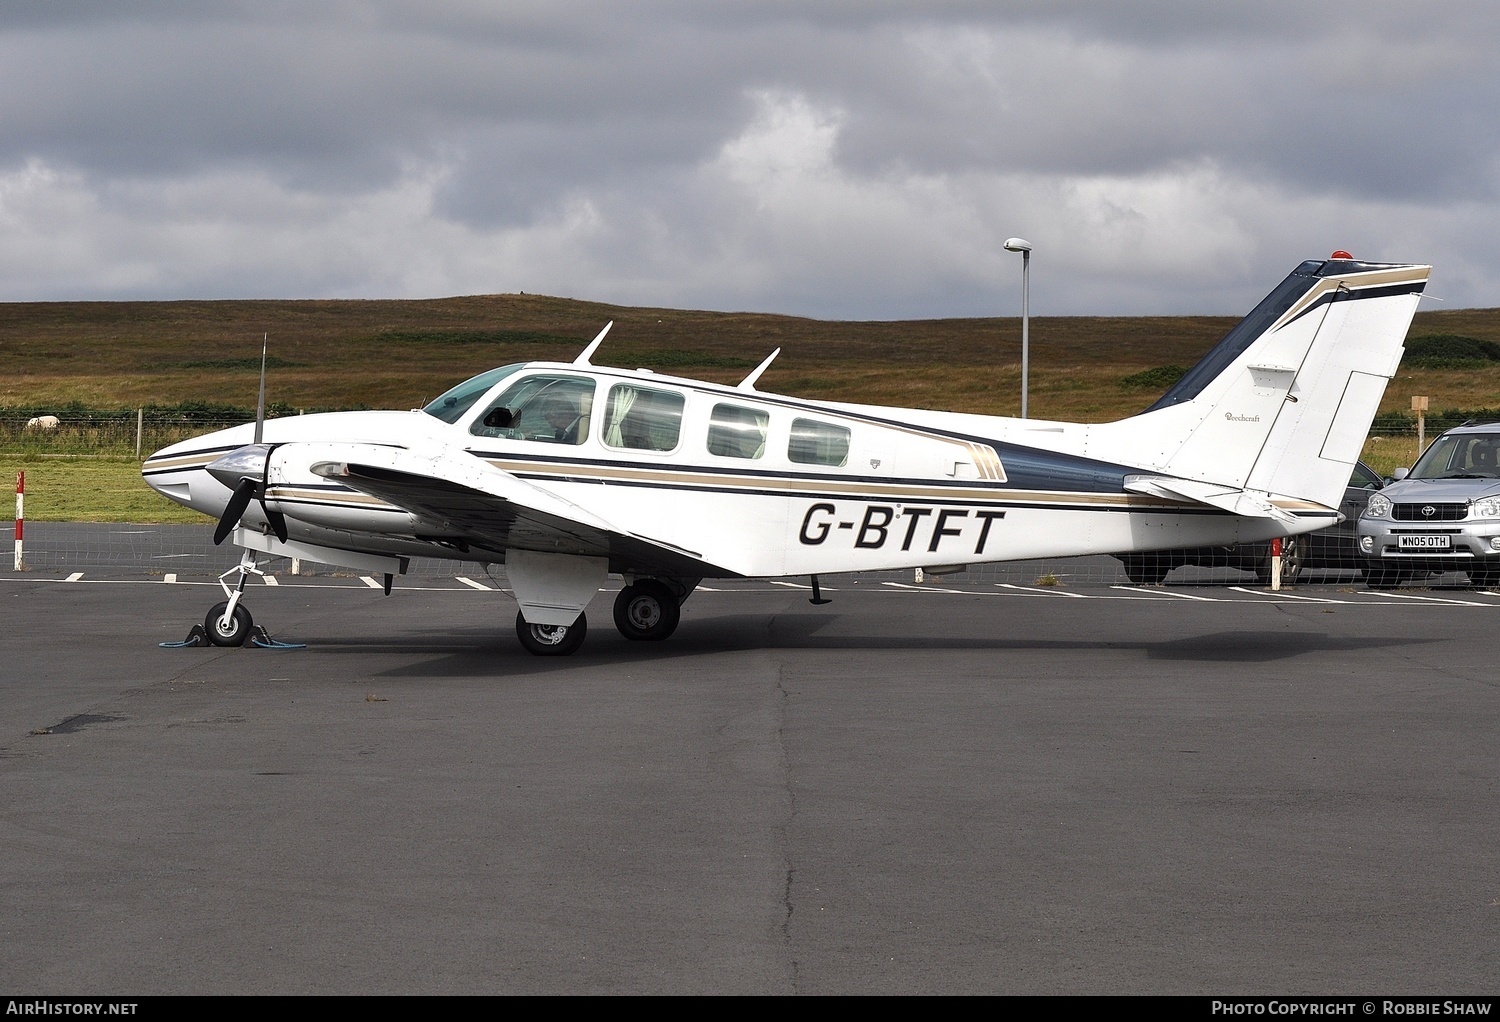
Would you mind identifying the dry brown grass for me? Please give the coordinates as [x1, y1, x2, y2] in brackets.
[2, 295, 1498, 424]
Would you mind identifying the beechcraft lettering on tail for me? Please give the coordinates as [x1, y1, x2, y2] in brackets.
[143, 254, 1430, 655]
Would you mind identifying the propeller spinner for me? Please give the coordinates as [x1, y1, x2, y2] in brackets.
[206, 443, 289, 545]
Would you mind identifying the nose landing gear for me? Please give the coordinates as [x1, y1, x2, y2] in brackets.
[160, 550, 303, 649]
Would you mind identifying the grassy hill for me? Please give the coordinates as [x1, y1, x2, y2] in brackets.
[4, 293, 1496, 424]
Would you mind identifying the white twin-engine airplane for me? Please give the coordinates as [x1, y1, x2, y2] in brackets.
[144, 254, 1429, 654]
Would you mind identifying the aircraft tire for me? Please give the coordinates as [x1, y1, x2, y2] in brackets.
[515, 610, 587, 656]
[612, 580, 680, 641]
[204, 601, 253, 647]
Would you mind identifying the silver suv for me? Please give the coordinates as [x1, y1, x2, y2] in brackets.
[1358, 421, 1500, 588]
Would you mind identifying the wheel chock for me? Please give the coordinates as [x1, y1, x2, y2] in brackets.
[249, 625, 306, 650]
[159, 624, 209, 649]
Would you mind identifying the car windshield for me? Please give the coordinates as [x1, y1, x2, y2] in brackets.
[421, 364, 526, 424]
[1409, 432, 1500, 479]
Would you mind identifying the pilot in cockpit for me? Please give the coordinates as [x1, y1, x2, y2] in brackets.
[541, 395, 583, 444]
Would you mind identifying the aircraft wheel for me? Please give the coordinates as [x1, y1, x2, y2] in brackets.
[613, 580, 681, 641]
[204, 601, 253, 647]
[1120, 555, 1169, 585]
[1255, 535, 1303, 584]
[515, 610, 587, 656]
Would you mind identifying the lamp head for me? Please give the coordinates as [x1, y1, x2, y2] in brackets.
[1003, 238, 1032, 253]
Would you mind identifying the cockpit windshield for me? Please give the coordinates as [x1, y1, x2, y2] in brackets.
[421, 364, 526, 424]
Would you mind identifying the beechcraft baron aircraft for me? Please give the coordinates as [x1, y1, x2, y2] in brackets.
[143, 254, 1429, 654]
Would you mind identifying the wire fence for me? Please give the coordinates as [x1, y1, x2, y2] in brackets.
[0, 414, 1443, 585]
[1, 415, 246, 459]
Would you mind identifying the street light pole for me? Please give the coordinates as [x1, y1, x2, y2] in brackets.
[1003, 238, 1032, 419]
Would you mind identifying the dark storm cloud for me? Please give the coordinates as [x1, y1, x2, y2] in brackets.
[0, 1, 1496, 316]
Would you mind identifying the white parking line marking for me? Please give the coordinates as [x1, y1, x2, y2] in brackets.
[163, 573, 177, 584]
[455, 576, 492, 590]
[882, 581, 967, 594]
[65, 572, 84, 582]
[1228, 586, 1344, 603]
[1368, 591, 1495, 607]
[1110, 585, 1218, 600]
[997, 583, 1090, 598]
[263, 575, 279, 586]
[360, 576, 383, 589]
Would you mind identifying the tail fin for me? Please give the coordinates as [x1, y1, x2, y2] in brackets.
[1091, 256, 1429, 511]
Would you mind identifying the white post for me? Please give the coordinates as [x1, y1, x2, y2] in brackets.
[13, 471, 23, 571]
[135, 407, 144, 459]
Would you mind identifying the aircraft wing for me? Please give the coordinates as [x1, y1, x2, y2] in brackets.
[1122, 474, 1311, 524]
[300, 441, 732, 578]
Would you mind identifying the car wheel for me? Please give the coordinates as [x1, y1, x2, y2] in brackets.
[1468, 568, 1500, 590]
[1255, 535, 1303, 584]
[1121, 554, 1170, 585]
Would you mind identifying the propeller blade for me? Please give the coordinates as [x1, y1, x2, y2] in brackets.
[214, 478, 258, 545]
[263, 505, 290, 543]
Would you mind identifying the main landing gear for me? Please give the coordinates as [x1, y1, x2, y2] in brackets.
[612, 579, 682, 641]
[511, 577, 691, 656]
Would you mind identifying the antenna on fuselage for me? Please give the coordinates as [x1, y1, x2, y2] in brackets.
[737, 348, 780, 391]
[253, 333, 268, 444]
[572, 321, 614, 367]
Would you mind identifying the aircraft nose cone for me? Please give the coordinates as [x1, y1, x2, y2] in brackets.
[205, 443, 274, 489]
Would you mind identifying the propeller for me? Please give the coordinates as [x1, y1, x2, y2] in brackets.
[207, 337, 289, 546]
[215, 478, 259, 544]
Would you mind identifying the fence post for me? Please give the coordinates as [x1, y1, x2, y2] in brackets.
[136, 408, 144, 459]
[14, 471, 23, 571]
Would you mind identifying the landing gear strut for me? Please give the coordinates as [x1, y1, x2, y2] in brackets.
[161, 549, 302, 649]
[206, 550, 263, 647]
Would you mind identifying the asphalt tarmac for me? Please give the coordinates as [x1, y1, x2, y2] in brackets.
[2, 564, 1498, 995]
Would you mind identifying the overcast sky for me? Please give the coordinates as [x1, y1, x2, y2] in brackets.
[1, 1, 1495, 319]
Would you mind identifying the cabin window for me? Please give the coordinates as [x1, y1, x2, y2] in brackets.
[707, 403, 769, 460]
[602, 383, 685, 452]
[788, 418, 850, 467]
[470, 374, 594, 445]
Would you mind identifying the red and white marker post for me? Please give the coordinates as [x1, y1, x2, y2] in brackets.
[1269, 536, 1282, 590]
[14, 471, 23, 571]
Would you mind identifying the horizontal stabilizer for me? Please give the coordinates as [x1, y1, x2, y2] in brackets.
[1123, 474, 1303, 524]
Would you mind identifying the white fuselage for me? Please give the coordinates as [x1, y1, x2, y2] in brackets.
[143, 361, 1316, 580]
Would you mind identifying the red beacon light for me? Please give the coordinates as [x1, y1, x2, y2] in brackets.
[1330, 250, 1353, 260]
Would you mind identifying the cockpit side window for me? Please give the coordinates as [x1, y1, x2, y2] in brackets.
[602, 383, 685, 452]
[422, 364, 526, 424]
[707, 403, 769, 460]
[470, 374, 595, 445]
[788, 418, 850, 467]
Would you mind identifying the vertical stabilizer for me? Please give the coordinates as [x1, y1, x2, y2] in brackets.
[1091, 257, 1428, 510]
